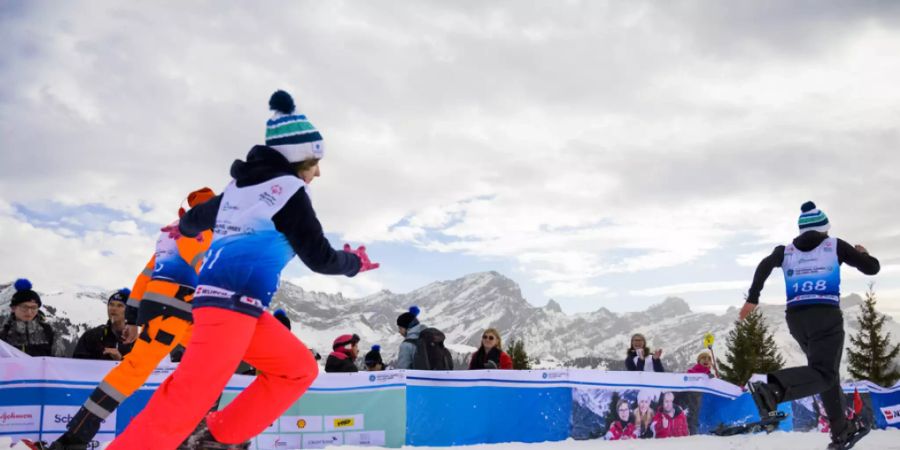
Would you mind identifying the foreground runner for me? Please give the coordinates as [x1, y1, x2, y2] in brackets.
[108, 90, 379, 450]
[741, 201, 879, 450]
[41, 188, 215, 450]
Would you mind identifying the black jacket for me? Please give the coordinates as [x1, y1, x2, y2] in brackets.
[747, 231, 880, 305]
[0, 315, 55, 357]
[179, 145, 360, 277]
[72, 321, 133, 360]
[625, 350, 665, 372]
[325, 351, 359, 373]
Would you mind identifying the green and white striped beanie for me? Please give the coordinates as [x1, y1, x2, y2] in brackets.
[798, 201, 830, 233]
[265, 90, 324, 163]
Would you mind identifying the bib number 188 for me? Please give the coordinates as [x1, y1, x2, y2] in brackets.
[793, 280, 827, 293]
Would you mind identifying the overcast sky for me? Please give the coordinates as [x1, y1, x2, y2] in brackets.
[1, 1, 898, 317]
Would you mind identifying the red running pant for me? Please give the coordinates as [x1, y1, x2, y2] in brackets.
[108, 307, 319, 449]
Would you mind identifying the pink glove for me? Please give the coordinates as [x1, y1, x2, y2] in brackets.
[344, 243, 380, 273]
[161, 222, 182, 240]
[161, 221, 204, 242]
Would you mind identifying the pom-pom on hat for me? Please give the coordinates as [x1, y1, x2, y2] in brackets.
[396, 306, 420, 329]
[364, 345, 383, 367]
[108, 288, 130, 305]
[179, 187, 216, 218]
[265, 90, 324, 163]
[11, 278, 41, 308]
[798, 201, 830, 233]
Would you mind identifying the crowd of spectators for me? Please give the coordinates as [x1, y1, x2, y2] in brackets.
[3, 281, 720, 378]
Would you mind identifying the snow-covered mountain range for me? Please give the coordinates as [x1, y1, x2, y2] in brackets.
[2, 271, 897, 378]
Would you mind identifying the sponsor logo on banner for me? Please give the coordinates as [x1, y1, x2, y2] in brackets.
[278, 415, 323, 432]
[43, 406, 116, 432]
[324, 414, 363, 431]
[256, 434, 302, 450]
[882, 404, 900, 424]
[344, 430, 386, 446]
[302, 433, 343, 449]
[683, 375, 707, 383]
[367, 372, 402, 383]
[0, 406, 40, 432]
[542, 371, 566, 380]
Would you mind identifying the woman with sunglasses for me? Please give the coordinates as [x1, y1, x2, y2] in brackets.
[468, 328, 513, 370]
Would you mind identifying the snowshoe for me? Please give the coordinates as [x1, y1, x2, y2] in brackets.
[826, 417, 870, 450]
[711, 410, 788, 436]
[180, 416, 250, 450]
[19, 441, 86, 450]
[748, 381, 782, 417]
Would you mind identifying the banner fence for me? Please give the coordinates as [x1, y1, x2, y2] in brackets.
[2, 357, 900, 448]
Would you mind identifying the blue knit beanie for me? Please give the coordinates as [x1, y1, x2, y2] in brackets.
[265, 90, 324, 163]
[798, 201, 830, 233]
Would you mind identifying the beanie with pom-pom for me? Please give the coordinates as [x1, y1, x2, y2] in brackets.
[273, 308, 292, 330]
[265, 90, 324, 163]
[798, 201, 830, 233]
[11, 278, 41, 307]
[396, 306, 421, 329]
[364, 344, 384, 367]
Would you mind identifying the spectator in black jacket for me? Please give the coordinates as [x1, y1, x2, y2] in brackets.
[625, 333, 665, 372]
[325, 334, 360, 373]
[0, 279, 59, 357]
[73, 289, 134, 361]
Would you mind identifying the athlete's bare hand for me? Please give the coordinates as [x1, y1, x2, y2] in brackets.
[122, 324, 139, 344]
[739, 302, 757, 321]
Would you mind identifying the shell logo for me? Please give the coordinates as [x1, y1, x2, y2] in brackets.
[296, 418, 307, 429]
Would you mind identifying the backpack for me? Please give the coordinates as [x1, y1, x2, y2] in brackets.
[406, 327, 454, 370]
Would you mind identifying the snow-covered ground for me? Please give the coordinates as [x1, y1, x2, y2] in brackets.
[4, 431, 900, 450]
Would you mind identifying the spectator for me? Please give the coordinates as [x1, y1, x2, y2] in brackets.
[396, 306, 425, 369]
[0, 279, 59, 357]
[364, 345, 385, 371]
[625, 333, 664, 372]
[273, 309, 292, 330]
[72, 289, 134, 361]
[325, 334, 360, 373]
[686, 351, 717, 378]
[468, 328, 513, 370]
[634, 390, 656, 439]
[606, 399, 638, 440]
[652, 391, 689, 438]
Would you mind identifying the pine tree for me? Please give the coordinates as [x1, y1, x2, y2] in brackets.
[507, 339, 531, 370]
[847, 285, 900, 387]
[719, 308, 785, 386]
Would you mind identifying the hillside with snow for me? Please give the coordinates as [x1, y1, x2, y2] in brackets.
[2, 272, 898, 377]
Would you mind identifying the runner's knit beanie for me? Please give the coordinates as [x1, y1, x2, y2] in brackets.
[265, 90, 324, 163]
[11, 278, 41, 307]
[798, 201, 830, 233]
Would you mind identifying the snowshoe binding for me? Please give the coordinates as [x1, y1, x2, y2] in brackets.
[826, 417, 870, 450]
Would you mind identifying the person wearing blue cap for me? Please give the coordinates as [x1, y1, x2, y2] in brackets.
[72, 288, 134, 360]
[0, 278, 57, 357]
[740, 201, 880, 450]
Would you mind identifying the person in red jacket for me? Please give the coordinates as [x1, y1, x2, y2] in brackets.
[468, 327, 513, 370]
[652, 392, 689, 438]
[606, 399, 638, 440]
